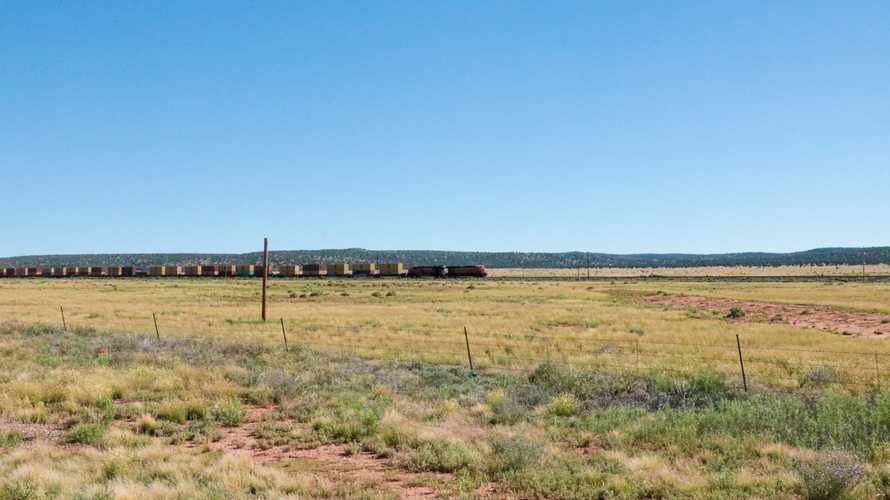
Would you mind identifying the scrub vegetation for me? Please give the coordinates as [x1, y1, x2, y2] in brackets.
[1, 278, 890, 498]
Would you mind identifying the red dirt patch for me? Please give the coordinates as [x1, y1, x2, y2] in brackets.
[198, 406, 466, 499]
[646, 293, 890, 337]
[0, 420, 65, 447]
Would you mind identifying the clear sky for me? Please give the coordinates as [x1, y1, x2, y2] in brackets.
[2, 1, 888, 256]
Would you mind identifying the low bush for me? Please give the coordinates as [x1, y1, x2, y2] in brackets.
[0, 431, 22, 448]
[212, 399, 244, 427]
[727, 307, 746, 319]
[65, 423, 107, 446]
[156, 400, 208, 424]
[404, 438, 478, 473]
[548, 393, 581, 417]
[312, 400, 383, 442]
[793, 450, 864, 500]
[488, 436, 543, 474]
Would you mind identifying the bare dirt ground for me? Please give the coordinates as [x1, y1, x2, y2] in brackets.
[1, 406, 483, 498]
[0, 420, 64, 443]
[200, 406, 473, 499]
[646, 293, 890, 337]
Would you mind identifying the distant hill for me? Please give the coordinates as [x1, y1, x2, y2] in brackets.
[1, 247, 889, 269]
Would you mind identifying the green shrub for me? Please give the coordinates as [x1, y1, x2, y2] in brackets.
[793, 451, 864, 500]
[405, 439, 477, 473]
[212, 399, 244, 427]
[727, 307, 746, 319]
[313, 401, 382, 442]
[548, 393, 581, 417]
[488, 436, 542, 473]
[156, 400, 208, 424]
[135, 414, 159, 435]
[65, 423, 107, 446]
[0, 431, 22, 448]
[487, 390, 528, 425]
[0, 478, 38, 500]
[23, 324, 58, 336]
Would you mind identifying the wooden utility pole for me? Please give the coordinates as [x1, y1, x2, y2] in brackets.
[262, 237, 269, 321]
[586, 252, 590, 280]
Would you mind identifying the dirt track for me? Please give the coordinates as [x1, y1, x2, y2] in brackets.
[645, 293, 890, 337]
[200, 406, 479, 499]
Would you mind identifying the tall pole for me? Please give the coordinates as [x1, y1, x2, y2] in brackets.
[586, 252, 590, 280]
[262, 237, 269, 321]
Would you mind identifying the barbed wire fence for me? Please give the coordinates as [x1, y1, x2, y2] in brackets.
[25, 302, 888, 393]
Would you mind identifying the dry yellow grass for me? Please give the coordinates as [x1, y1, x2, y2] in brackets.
[1, 277, 888, 389]
[490, 264, 890, 278]
[2, 277, 890, 498]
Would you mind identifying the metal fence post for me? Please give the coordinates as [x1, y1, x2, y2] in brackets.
[60, 305, 67, 332]
[736, 334, 748, 392]
[261, 237, 269, 321]
[464, 326, 474, 371]
[280, 318, 289, 352]
[152, 312, 160, 341]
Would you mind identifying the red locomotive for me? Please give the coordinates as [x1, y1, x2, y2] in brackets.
[446, 265, 488, 278]
[407, 266, 448, 278]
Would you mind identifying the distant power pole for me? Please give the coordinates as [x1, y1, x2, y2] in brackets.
[262, 237, 269, 321]
[586, 252, 590, 280]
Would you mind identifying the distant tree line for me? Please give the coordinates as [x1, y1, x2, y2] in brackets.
[2, 247, 889, 269]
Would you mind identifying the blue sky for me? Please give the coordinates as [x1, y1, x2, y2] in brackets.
[2, 1, 888, 256]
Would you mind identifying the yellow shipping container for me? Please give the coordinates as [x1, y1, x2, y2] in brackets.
[167, 266, 182, 276]
[352, 262, 377, 274]
[328, 262, 352, 276]
[379, 263, 405, 276]
[278, 265, 302, 277]
[220, 265, 236, 276]
[148, 266, 166, 276]
[184, 266, 201, 276]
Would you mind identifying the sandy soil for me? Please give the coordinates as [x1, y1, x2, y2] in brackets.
[646, 293, 890, 337]
[0, 420, 64, 443]
[1, 406, 493, 498]
[201, 406, 466, 499]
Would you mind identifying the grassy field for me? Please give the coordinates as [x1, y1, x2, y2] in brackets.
[1, 277, 890, 498]
[490, 264, 890, 278]
[2, 278, 889, 385]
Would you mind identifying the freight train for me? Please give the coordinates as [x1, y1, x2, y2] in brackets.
[0, 263, 488, 278]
